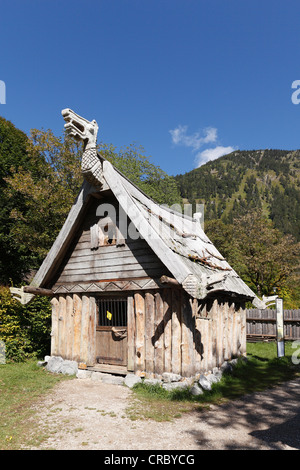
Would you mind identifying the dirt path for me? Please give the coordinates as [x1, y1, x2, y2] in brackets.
[27, 377, 300, 450]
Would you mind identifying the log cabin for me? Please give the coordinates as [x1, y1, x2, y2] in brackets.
[11, 109, 265, 378]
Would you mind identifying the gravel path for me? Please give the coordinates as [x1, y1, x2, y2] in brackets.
[27, 377, 300, 450]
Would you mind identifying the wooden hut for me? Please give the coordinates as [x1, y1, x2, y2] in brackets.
[11, 109, 264, 378]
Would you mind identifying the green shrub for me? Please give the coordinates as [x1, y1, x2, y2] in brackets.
[0, 286, 51, 361]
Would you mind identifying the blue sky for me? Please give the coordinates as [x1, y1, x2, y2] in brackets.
[1, 0, 300, 175]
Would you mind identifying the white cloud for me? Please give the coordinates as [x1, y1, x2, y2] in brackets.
[195, 145, 236, 167]
[169, 124, 236, 168]
[169, 125, 217, 150]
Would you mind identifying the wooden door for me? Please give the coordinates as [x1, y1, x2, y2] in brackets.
[96, 297, 128, 366]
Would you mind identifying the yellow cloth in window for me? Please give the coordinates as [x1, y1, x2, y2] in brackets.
[106, 310, 112, 321]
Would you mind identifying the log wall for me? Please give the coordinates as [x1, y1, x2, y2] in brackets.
[128, 290, 246, 377]
[51, 293, 96, 366]
[50, 290, 246, 376]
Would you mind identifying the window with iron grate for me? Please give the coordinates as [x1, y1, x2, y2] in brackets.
[96, 297, 127, 327]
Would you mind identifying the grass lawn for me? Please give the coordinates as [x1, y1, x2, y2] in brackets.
[1, 342, 300, 449]
[0, 360, 71, 450]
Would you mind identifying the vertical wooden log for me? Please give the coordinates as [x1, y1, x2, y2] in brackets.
[127, 295, 135, 372]
[227, 301, 234, 359]
[206, 301, 213, 371]
[154, 291, 164, 377]
[211, 299, 218, 368]
[181, 293, 195, 377]
[65, 294, 74, 360]
[145, 292, 154, 377]
[240, 303, 246, 356]
[135, 292, 145, 373]
[80, 295, 90, 365]
[171, 288, 181, 375]
[232, 304, 238, 357]
[222, 301, 229, 361]
[58, 295, 66, 358]
[163, 288, 172, 373]
[50, 296, 59, 356]
[87, 296, 96, 366]
[236, 304, 242, 355]
[73, 294, 82, 362]
[217, 300, 224, 366]
[197, 317, 206, 373]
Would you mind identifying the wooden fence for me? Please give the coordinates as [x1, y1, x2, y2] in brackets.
[246, 309, 300, 342]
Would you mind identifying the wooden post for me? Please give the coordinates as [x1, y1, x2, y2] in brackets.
[145, 292, 154, 376]
[135, 292, 145, 373]
[23, 286, 53, 296]
[159, 276, 180, 288]
[211, 299, 218, 368]
[65, 294, 74, 360]
[58, 295, 66, 358]
[50, 296, 59, 356]
[88, 297, 96, 366]
[181, 293, 195, 377]
[171, 288, 181, 375]
[163, 288, 172, 373]
[127, 295, 135, 372]
[80, 295, 90, 365]
[154, 292, 164, 376]
[73, 294, 82, 362]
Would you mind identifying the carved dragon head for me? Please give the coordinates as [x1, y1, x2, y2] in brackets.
[61, 108, 99, 149]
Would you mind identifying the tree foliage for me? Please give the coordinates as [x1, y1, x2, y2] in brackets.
[206, 211, 300, 306]
[0, 117, 37, 284]
[0, 286, 51, 361]
[176, 149, 300, 241]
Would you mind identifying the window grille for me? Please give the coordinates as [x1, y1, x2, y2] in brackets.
[96, 297, 127, 327]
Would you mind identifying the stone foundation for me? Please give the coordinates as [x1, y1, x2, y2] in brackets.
[39, 355, 247, 392]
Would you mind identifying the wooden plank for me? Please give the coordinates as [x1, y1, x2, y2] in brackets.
[61, 260, 163, 276]
[127, 295, 135, 371]
[154, 292, 164, 376]
[217, 300, 224, 366]
[222, 301, 229, 361]
[50, 296, 59, 356]
[240, 304, 246, 355]
[57, 268, 164, 283]
[80, 295, 90, 365]
[211, 299, 218, 369]
[145, 292, 155, 376]
[181, 292, 195, 377]
[135, 292, 145, 373]
[163, 288, 172, 373]
[72, 294, 82, 362]
[88, 296, 96, 366]
[227, 302, 234, 360]
[65, 294, 74, 360]
[171, 288, 181, 375]
[69, 246, 153, 261]
[71, 240, 149, 257]
[58, 295, 66, 358]
[62, 254, 160, 271]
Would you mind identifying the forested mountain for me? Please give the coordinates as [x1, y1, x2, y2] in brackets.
[175, 149, 300, 241]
